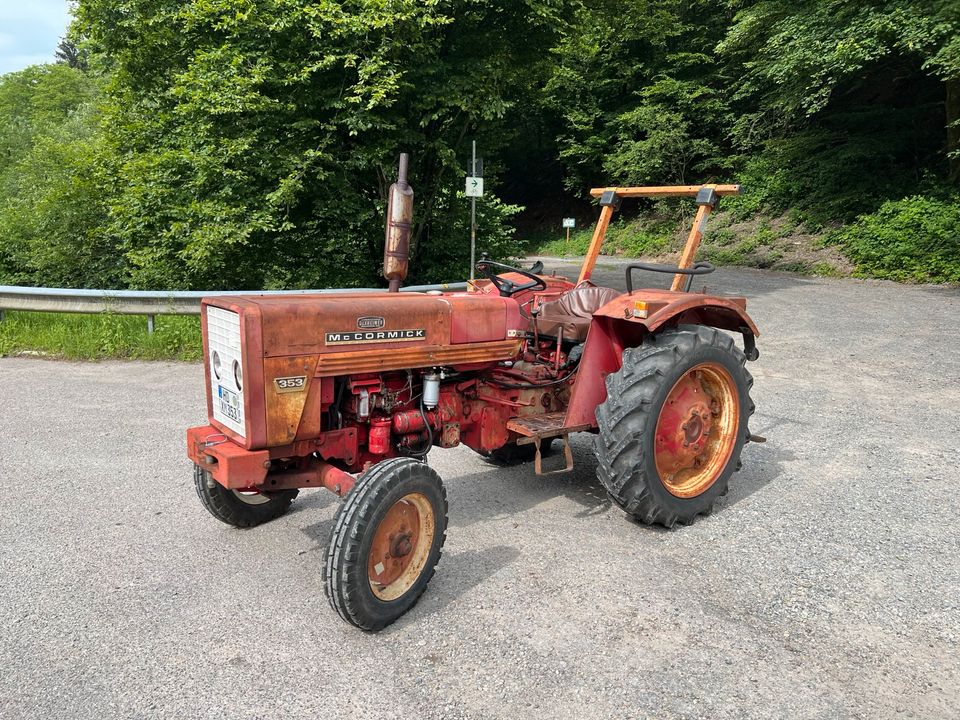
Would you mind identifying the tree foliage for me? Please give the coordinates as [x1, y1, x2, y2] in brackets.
[0, 65, 120, 287]
[55, 38, 89, 71]
[70, 0, 566, 289]
[719, 0, 960, 219]
[0, 0, 958, 289]
[545, 0, 732, 189]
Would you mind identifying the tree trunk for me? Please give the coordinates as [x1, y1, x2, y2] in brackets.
[948, 78, 960, 184]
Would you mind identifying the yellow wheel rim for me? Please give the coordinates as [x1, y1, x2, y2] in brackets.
[368, 493, 436, 601]
[654, 362, 740, 498]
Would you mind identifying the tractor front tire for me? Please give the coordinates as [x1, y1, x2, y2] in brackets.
[595, 326, 754, 527]
[324, 458, 448, 631]
[193, 464, 298, 528]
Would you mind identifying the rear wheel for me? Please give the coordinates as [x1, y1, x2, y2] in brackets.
[595, 326, 753, 527]
[324, 458, 448, 631]
[193, 464, 297, 528]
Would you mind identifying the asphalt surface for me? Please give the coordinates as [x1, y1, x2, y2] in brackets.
[1, 259, 959, 719]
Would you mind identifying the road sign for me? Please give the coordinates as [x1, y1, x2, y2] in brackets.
[562, 217, 576, 228]
[465, 176, 484, 197]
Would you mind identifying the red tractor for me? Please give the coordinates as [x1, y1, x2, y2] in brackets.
[187, 155, 760, 631]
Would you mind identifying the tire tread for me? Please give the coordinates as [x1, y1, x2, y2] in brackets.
[594, 326, 755, 527]
[323, 458, 448, 631]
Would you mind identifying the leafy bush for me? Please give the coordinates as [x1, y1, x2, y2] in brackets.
[529, 228, 595, 257]
[0, 65, 120, 288]
[828, 196, 960, 283]
[701, 222, 777, 267]
[73, 0, 564, 291]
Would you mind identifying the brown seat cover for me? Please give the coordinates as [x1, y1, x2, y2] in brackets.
[535, 285, 622, 342]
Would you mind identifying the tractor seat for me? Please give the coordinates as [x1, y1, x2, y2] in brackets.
[535, 286, 622, 342]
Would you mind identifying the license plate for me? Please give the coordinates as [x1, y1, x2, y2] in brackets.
[218, 385, 241, 423]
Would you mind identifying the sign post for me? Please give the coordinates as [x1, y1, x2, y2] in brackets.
[562, 217, 575, 244]
[464, 141, 484, 280]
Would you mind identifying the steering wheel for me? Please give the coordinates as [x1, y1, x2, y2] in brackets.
[475, 256, 547, 297]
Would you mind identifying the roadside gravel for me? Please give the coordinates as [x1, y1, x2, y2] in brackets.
[1, 260, 958, 719]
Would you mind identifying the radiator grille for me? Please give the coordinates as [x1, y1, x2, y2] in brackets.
[206, 306, 245, 437]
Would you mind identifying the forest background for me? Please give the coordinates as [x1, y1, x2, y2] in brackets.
[1, 0, 958, 293]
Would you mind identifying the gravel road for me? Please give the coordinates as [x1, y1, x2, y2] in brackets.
[1, 260, 958, 719]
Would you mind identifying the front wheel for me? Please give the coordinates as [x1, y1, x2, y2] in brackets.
[193, 464, 298, 528]
[595, 326, 754, 527]
[324, 458, 448, 631]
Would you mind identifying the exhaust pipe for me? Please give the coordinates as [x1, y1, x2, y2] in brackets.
[383, 153, 414, 292]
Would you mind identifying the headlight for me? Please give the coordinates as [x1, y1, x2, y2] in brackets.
[212, 351, 222, 380]
[233, 360, 243, 390]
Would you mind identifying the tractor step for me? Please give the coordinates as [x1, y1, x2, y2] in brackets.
[507, 412, 591, 441]
[507, 413, 591, 475]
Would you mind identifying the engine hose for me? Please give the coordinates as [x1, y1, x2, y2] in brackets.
[402, 396, 434, 460]
[417, 396, 435, 458]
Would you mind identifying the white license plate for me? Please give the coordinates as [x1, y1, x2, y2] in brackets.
[217, 386, 242, 423]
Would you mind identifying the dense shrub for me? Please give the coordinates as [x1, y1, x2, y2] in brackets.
[828, 196, 960, 283]
[0, 65, 121, 288]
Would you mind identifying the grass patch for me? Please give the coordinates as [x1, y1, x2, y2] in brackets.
[529, 228, 595, 256]
[527, 218, 672, 258]
[701, 223, 777, 266]
[524, 211, 852, 278]
[0, 311, 202, 361]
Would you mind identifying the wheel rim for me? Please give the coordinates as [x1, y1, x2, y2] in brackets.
[231, 489, 270, 506]
[655, 362, 740, 498]
[368, 492, 435, 602]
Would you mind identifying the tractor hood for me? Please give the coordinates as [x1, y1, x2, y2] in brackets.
[207, 291, 524, 356]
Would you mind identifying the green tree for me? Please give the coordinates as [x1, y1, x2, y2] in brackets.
[74, 0, 569, 290]
[55, 38, 89, 71]
[719, 0, 960, 219]
[0, 64, 119, 287]
[0, 64, 96, 167]
[545, 0, 732, 192]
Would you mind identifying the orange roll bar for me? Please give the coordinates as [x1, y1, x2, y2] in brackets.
[578, 184, 741, 287]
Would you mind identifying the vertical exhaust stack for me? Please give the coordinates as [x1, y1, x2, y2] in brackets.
[383, 153, 414, 292]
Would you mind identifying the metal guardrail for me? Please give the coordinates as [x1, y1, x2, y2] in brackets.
[0, 282, 469, 333]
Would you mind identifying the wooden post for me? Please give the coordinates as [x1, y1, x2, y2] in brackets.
[670, 201, 713, 292]
[577, 204, 615, 284]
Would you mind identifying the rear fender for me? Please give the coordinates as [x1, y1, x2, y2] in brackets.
[563, 295, 759, 428]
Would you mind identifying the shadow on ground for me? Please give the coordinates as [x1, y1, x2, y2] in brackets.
[392, 545, 522, 628]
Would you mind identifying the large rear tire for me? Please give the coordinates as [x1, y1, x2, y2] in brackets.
[193, 464, 298, 528]
[595, 326, 754, 527]
[324, 458, 448, 631]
